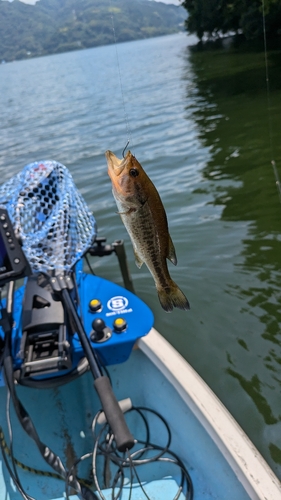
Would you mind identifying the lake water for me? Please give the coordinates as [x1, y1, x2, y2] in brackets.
[1, 32, 281, 480]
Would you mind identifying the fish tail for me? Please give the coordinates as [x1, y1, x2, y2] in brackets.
[157, 281, 190, 313]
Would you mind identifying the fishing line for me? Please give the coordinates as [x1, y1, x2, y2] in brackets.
[109, 0, 133, 154]
[261, 0, 281, 203]
[122, 139, 130, 158]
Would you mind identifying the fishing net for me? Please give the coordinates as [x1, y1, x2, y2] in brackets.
[0, 160, 97, 273]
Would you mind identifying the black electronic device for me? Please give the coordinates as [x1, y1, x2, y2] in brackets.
[0, 207, 31, 286]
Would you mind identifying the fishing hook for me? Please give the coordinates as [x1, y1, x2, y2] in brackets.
[122, 140, 130, 158]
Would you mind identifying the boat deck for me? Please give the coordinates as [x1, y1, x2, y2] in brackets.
[0, 348, 251, 500]
[55, 478, 187, 499]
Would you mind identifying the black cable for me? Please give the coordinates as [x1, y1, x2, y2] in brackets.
[0, 343, 4, 367]
[0, 287, 6, 367]
[0, 286, 34, 500]
[127, 449, 151, 500]
[128, 407, 150, 460]
[1, 350, 35, 500]
[6, 390, 23, 494]
[101, 363, 111, 384]
[111, 467, 125, 500]
[129, 406, 171, 463]
[92, 419, 109, 500]
[90, 406, 194, 500]
[157, 456, 194, 500]
[84, 253, 96, 276]
[127, 450, 134, 500]
[2, 310, 96, 500]
[96, 406, 171, 469]
[72, 266, 84, 327]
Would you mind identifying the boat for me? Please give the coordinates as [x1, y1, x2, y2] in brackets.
[0, 160, 280, 500]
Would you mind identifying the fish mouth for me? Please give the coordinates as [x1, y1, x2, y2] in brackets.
[105, 150, 131, 176]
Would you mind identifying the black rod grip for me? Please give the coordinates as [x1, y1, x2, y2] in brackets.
[94, 376, 134, 452]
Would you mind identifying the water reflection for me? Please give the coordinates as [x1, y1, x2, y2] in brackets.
[186, 41, 281, 474]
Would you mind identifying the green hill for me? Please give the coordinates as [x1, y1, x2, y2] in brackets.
[0, 0, 186, 62]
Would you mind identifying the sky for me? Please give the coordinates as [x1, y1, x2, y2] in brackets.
[5, 0, 181, 5]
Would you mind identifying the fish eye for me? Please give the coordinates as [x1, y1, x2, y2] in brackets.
[129, 168, 139, 177]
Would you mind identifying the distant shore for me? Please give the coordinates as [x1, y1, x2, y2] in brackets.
[0, 0, 186, 62]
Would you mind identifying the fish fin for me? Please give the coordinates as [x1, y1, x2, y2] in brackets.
[157, 281, 190, 313]
[134, 250, 143, 269]
[167, 235, 177, 266]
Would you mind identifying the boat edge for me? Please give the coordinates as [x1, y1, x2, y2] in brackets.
[137, 328, 281, 500]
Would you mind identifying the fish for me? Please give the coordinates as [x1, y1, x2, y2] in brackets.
[106, 150, 190, 312]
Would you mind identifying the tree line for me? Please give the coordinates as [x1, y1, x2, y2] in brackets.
[0, 0, 186, 62]
[181, 0, 281, 41]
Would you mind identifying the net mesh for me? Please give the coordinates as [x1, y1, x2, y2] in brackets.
[0, 160, 97, 273]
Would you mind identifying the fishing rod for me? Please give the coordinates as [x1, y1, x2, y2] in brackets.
[50, 272, 134, 452]
[0, 236, 134, 452]
[261, 0, 281, 203]
[0, 161, 135, 499]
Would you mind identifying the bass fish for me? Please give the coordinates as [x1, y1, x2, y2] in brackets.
[106, 150, 190, 312]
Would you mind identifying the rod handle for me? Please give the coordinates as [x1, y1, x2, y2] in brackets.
[94, 376, 134, 452]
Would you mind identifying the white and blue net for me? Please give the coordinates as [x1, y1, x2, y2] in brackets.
[0, 161, 97, 273]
